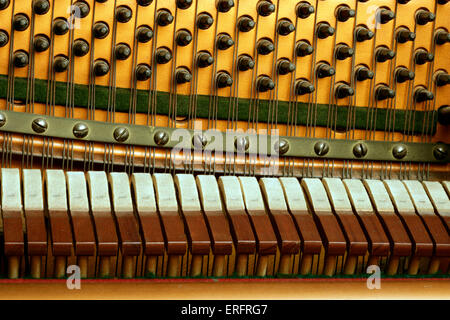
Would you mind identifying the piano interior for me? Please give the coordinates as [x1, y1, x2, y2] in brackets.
[0, 0, 448, 298]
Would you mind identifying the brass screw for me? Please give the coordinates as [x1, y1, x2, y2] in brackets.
[0, 113, 5, 127]
[154, 130, 169, 146]
[32, 118, 48, 133]
[73, 123, 89, 138]
[314, 141, 329, 156]
[392, 144, 407, 159]
[113, 127, 129, 142]
[433, 144, 448, 160]
[353, 143, 368, 158]
[192, 134, 208, 149]
[235, 136, 249, 152]
[275, 139, 289, 155]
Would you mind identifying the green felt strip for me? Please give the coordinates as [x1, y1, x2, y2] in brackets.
[0, 75, 436, 135]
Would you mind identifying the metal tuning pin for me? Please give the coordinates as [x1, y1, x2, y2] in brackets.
[355, 66, 374, 81]
[93, 21, 109, 39]
[396, 28, 415, 43]
[296, 2, 314, 19]
[217, 0, 234, 13]
[137, 25, 153, 43]
[33, 0, 50, 15]
[176, 29, 192, 46]
[14, 14, 30, 32]
[397, 0, 410, 4]
[316, 63, 335, 78]
[197, 13, 214, 30]
[395, 67, 415, 83]
[238, 16, 255, 32]
[295, 79, 314, 95]
[13, 50, 29, 68]
[74, 1, 90, 18]
[415, 9, 435, 25]
[435, 29, 450, 45]
[258, 1, 275, 17]
[375, 47, 395, 62]
[438, 105, 450, 125]
[415, 49, 434, 65]
[155, 47, 172, 64]
[237, 55, 255, 71]
[216, 72, 233, 88]
[316, 23, 335, 39]
[175, 67, 192, 84]
[256, 76, 275, 92]
[295, 41, 313, 57]
[278, 19, 295, 36]
[336, 6, 355, 22]
[116, 6, 132, 23]
[435, 71, 450, 87]
[217, 34, 234, 50]
[378, 8, 395, 24]
[0, 30, 8, 47]
[176, 0, 192, 9]
[197, 51, 214, 68]
[335, 83, 354, 99]
[355, 26, 374, 42]
[53, 55, 69, 73]
[0, 0, 9, 10]
[438, 0, 449, 4]
[95, 0, 108, 2]
[137, 0, 153, 6]
[257, 38, 275, 55]
[73, 39, 90, 57]
[375, 85, 395, 100]
[335, 44, 354, 60]
[157, 9, 173, 26]
[135, 64, 152, 81]
[414, 88, 434, 102]
[277, 59, 295, 75]
[115, 43, 131, 60]
[93, 59, 109, 76]
[34, 35, 50, 53]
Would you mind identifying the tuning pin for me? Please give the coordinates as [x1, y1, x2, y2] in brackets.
[74, 1, 90, 18]
[0, 30, 8, 47]
[257, 39, 274, 55]
[375, 85, 395, 100]
[296, 2, 314, 19]
[435, 29, 450, 45]
[216, 72, 233, 88]
[176, 0, 192, 9]
[414, 88, 434, 102]
[397, 0, 410, 4]
[135, 64, 152, 81]
[438, 0, 449, 4]
[73, 39, 89, 57]
[238, 16, 255, 32]
[157, 9, 173, 26]
[416, 10, 435, 25]
[435, 71, 450, 87]
[316, 63, 335, 78]
[33, 0, 50, 15]
[395, 67, 415, 83]
[335, 83, 354, 99]
[116, 6, 132, 23]
[217, 34, 234, 50]
[34, 34, 50, 52]
[95, 0, 107, 2]
[53, 55, 69, 72]
[217, 0, 234, 13]
[277, 59, 295, 75]
[93, 22, 109, 39]
[176, 29, 192, 46]
[115, 43, 131, 60]
[175, 67, 192, 84]
[355, 26, 374, 42]
[278, 19, 295, 36]
[295, 41, 313, 57]
[94, 59, 109, 76]
[237, 55, 254, 71]
[13, 14, 30, 32]
[256, 76, 275, 92]
[137, 0, 153, 6]
[197, 13, 214, 30]
[355, 66, 374, 81]
[336, 6, 355, 22]
[54, 18, 70, 36]
[438, 105, 450, 125]
[375, 47, 395, 62]
[13, 50, 29, 68]
[197, 51, 214, 68]
[0, 0, 9, 10]
[258, 1, 275, 16]
[295, 80, 314, 95]
[137, 25, 153, 43]
[415, 49, 434, 65]
[378, 9, 395, 24]
[335, 44, 354, 60]
[396, 28, 415, 43]
[316, 23, 335, 39]
[155, 47, 172, 64]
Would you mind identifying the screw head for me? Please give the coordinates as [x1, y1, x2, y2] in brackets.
[113, 127, 129, 142]
[0, 112, 5, 127]
[353, 143, 368, 158]
[314, 141, 329, 156]
[235, 136, 249, 152]
[392, 144, 407, 159]
[32, 118, 48, 133]
[154, 130, 169, 146]
[275, 139, 289, 155]
[433, 144, 448, 160]
[73, 123, 89, 138]
[192, 134, 208, 149]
